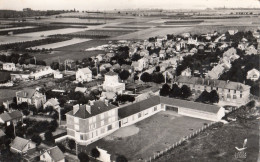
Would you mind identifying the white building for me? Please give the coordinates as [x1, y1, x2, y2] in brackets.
[40, 146, 65, 162]
[76, 67, 92, 83]
[3, 63, 16, 71]
[181, 68, 192, 77]
[103, 72, 125, 94]
[247, 68, 260, 81]
[29, 66, 54, 80]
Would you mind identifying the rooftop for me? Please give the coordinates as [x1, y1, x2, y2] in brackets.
[10, 137, 34, 151]
[0, 110, 23, 122]
[45, 146, 64, 161]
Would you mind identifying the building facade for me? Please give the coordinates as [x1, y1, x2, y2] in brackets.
[76, 67, 92, 83]
[103, 72, 125, 94]
[174, 76, 251, 104]
[16, 88, 46, 108]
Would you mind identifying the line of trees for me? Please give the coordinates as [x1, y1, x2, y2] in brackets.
[140, 72, 165, 84]
[195, 90, 219, 104]
[160, 84, 192, 99]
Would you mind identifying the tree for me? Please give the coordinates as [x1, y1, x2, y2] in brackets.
[119, 70, 130, 81]
[160, 84, 170, 96]
[209, 90, 219, 103]
[140, 72, 151, 83]
[78, 152, 89, 162]
[91, 148, 100, 159]
[196, 90, 210, 103]
[0, 105, 5, 114]
[50, 62, 59, 70]
[152, 73, 165, 84]
[180, 85, 192, 99]
[169, 84, 181, 98]
[131, 53, 141, 61]
[116, 155, 128, 162]
[44, 131, 54, 142]
[155, 66, 160, 72]
[68, 139, 76, 150]
[31, 134, 42, 146]
[57, 143, 66, 153]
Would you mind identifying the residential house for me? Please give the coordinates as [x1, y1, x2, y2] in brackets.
[40, 146, 65, 162]
[238, 43, 248, 51]
[96, 54, 104, 62]
[10, 137, 36, 154]
[64, 59, 76, 70]
[228, 30, 238, 35]
[66, 100, 118, 145]
[16, 88, 46, 108]
[3, 63, 16, 71]
[245, 45, 258, 55]
[75, 87, 88, 94]
[247, 68, 260, 81]
[100, 63, 112, 72]
[174, 76, 251, 104]
[159, 49, 166, 59]
[44, 98, 60, 110]
[181, 68, 192, 77]
[0, 110, 23, 125]
[207, 64, 225, 79]
[54, 71, 63, 79]
[29, 66, 54, 80]
[131, 58, 149, 71]
[103, 71, 125, 94]
[223, 47, 240, 62]
[76, 67, 92, 83]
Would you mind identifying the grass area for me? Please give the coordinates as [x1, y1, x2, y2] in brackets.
[155, 111, 259, 162]
[55, 39, 108, 51]
[71, 29, 138, 37]
[81, 111, 211, 161]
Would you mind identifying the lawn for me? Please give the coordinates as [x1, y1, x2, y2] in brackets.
[80, 111, 211, 161]
[154, 117, 259, 162]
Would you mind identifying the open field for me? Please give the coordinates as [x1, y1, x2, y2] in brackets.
[14, 28, 88, 37]
[155, 118, 259, 162]
[82, 111, 211, 161]
[28, 38, 91, 50]
[55, 39, 108, 51]
[34, 50, 105, 65]
[0, 35, 45, 45]
[0, 26, 36, 32]
[71, 29, 138, 37]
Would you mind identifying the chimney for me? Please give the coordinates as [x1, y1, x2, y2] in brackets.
[105, 99, 109, 106]
[73, 104, 80, 115]
[85, 105, 91, 114]
[23, 92, 27, 97]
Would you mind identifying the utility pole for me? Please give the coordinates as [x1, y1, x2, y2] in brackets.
[58, 106, 61, 126]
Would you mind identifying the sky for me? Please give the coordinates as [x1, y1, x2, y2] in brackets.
[0, 0, 260, 11]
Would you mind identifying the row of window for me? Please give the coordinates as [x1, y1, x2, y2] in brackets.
[79, 124, 113, 140]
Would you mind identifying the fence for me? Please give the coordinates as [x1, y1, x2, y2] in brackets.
[144, 121, 217, 162]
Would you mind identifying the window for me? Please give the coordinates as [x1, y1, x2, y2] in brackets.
[80, 135, 84, 140]
[144, 110, 148, 115]
[234, 90, 236, 93]
[101, 128, 105, 134]
[101, 120, 104, 126]
[89, 123, 96, 130]
[107, 125, 112, 131]
[100, 113, 104, 120]
[227, 94, 231, 98]
[233, 95, 237, 99]
[123, 118, 128, 124]
[216, 87, 218, 91]
[228, 89, 230, 92]
[240, 94, 243, 98]
[42, 155, 45, 158]
[89, 117, 93, 124]
[138, 113, 142, 118]
[154, 106, 157, 111]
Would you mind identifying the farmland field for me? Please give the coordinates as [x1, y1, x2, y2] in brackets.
[14, 28, 88, 37]
[0, 26, 36, 32]
[55, 39, 109, 51]
[0, 35, 45, 45]
[81, 111, 211, 161]
[28, 38, 91, 50]
[71, 29, 138, 37]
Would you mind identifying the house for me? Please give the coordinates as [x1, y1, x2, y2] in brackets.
[228, 30, 238, 35]
[190, 48, 198, 53]
[64, 59, 76, 70]
[181, 68, 192, 77]
[101, 91, 117, 100]
[100, 63, 112, 72]
[54, 71, 63, 79]
[245, 45, 258, 55]
[223, 47, 239, 62]
[3, 63, 16, 71]
[44, 98, 60, 110]
[29, 66, 54, 80]
[103, 71, 125, 94]
[66, 100, 118, 145]
[0, 110, 23, 125]
[16, 88, 46, 109]
[174, 76, 251, 104]
[10, 137, 36, 154]
[96, 54, 104, 62]
[238, 43, 248, 51]
[40, 146, 65, 162]
[247, 68, 260, 81]
[159, 49, 166, 59]
[207, 64, 225, 79]
[131, 58, 149, 71]
[76, 67, 92, 83]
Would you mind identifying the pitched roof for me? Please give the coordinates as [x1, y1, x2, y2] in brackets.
[75, 87, 88, 93]
[45, 98, 59, 106]
[118, 96, 161, 119]
[67, 101, 117, 119]
[11, 137, 33, 151]
[118, 96, 222, 119]
[78, 67, 92, 74]
[0, 111, 22, 122]
[175, 76, 250, 91]
[16, 89, 37, 98]
[0, 129, 5, 137]
[105, 71, 118, 76]
[45, 146, 64, 161]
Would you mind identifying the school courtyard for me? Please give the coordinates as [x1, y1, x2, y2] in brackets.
[79, 111, 212, 161]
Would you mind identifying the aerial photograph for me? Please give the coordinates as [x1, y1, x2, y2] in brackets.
[0, 0, 259, 161]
